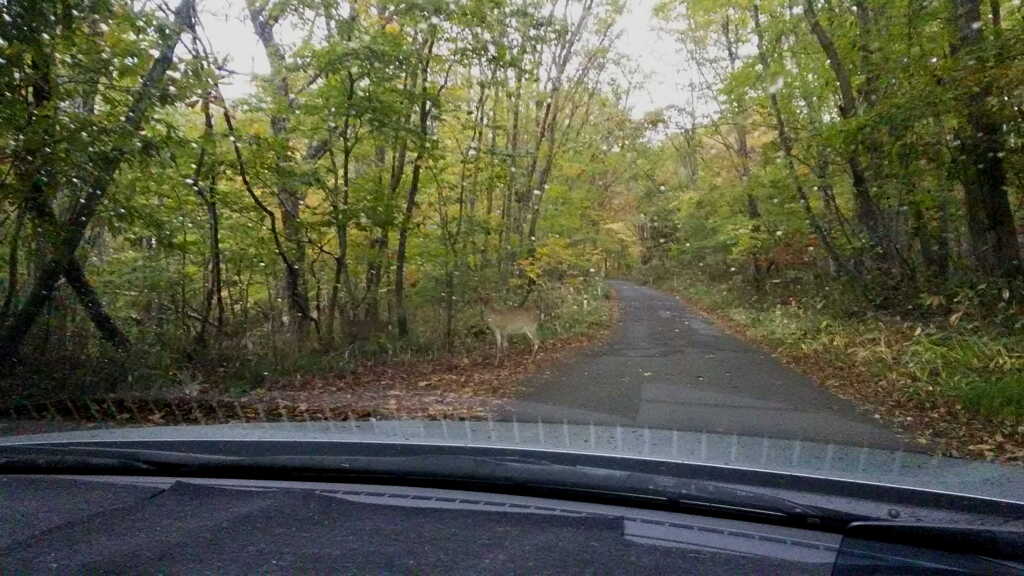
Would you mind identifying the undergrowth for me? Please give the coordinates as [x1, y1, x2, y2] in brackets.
[1, 282, 615, 405]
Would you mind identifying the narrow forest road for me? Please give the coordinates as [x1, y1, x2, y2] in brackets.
[503, 280, 908, 450]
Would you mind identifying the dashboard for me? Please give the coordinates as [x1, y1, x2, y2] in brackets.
[3, 474, 839, 574]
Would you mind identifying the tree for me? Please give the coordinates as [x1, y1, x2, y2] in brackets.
[1, 0, 196, 362]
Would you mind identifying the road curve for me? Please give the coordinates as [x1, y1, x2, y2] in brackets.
[503, 280, 908, 450]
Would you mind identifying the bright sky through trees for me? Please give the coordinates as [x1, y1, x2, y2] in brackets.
[202, 0, 687, 114]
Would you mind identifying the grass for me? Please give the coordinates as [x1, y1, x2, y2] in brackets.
[902, 332, 1024, 422]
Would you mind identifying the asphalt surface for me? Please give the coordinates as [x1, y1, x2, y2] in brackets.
[503, 280, 908, 450]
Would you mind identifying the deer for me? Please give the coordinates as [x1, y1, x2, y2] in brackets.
[483, 303, 540, 366]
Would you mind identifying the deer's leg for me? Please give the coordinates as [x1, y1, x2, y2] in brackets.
[492, 329, 502, 366]
[526, 329, 539, 359]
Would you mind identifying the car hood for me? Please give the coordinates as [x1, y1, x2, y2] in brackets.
[3, 420, 1022, 505]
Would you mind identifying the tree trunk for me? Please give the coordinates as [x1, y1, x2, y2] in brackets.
[360, 146, 386, 334]
[912, 203, 949, 279]
[192, 98, 223, 349]
[395, 33, 436, 339]
[723, 11, 764, 282]
[443, 266, 455, 352]
[395, 154, 423, 339]
[393, 185, 419, 341]
[325, 69, 358, 344]
[247, 0, 313, 338]
[949, 0, 1021, 277]
[1, 206, 25, 323]
[63, 259, 130, 350]
[363, 233, 387, 327]
[499, 66, 524, 283]
[195, 174, 224, 346]
[216, 80, 321, 340]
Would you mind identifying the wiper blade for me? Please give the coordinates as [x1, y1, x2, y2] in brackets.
[0, 447, 159, 473]
[0, 445, 863, 530]
[845, 522, 1024, 561]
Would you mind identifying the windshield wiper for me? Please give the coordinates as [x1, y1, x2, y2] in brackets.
[844, 522, 1024, 560]
[0, 444, 863, 530]
[835, 522, 1024, 572]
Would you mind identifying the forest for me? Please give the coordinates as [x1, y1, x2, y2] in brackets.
[0, 0, 635, 392]
[1, 0, 1023, 457]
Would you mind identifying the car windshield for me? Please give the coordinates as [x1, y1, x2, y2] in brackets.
[1, 0, 1023, 492]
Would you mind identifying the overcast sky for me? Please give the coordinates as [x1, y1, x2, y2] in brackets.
[200, 0, 689, 116]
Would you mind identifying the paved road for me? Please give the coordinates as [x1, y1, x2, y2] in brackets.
[503, 280, 908, 450]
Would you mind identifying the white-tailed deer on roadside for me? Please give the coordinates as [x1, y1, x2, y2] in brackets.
[483, 305, 540, 365]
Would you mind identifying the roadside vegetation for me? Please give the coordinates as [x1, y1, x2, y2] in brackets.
[639, 0, 1024, 461]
